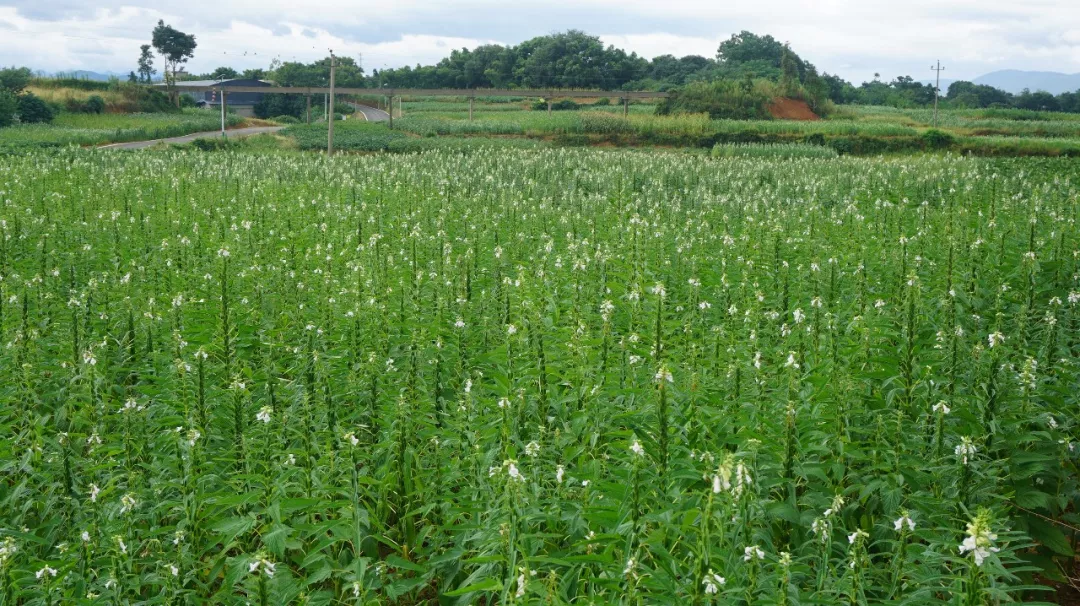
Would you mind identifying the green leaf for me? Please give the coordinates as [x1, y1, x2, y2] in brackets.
[443, 578, 502, 596]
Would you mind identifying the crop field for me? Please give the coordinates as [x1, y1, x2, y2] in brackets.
[0, 148, 1077, 604]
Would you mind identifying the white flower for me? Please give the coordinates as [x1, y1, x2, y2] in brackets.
[793, 308, 805, 324]
[525, 441, 540, 457]
[185, 428, 201, 447]
[649, 282, 666, 298]
[958, 514, 999, 567]
[454, 317, 466, 329]
[702, 570, 725, 594]
[630, 440, 644, 457]
[847, 529, 868, 544]
[81, 530, 91, 542]
[119, 493, 136, 514]
[217, 248, 230, 258]
[654, 365, 673, 384]
[89, 483, 101, 503]
[743, 545, 765, 562]
[256, 406, 272, 424]
[812, 518, 830, 543]
[623, 557, 636, 575]
[987, 332, 1005, 348]
[513, 573, 526, 598]
[249, 556, 276, 578]
[36, 566, 57, 579]
[933, 401, 951, 415]
[344, 432, 360, 447]
[169, 564, 179, 577]
[556, 465, 565, 483]
[874, 299, 885, 309]
[506, 324, 518, 336]
[894, 514, 916, 532]
[955, 437, 978, 465]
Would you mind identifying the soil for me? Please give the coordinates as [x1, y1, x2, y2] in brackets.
[768, 98, 820, 121]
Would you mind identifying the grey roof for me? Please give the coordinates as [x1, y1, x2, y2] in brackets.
[170, 79, 273, 87]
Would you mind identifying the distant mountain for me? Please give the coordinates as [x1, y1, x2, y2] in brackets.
[972, 70, 1080, 95]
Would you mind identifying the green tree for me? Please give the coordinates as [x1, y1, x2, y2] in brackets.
[16, 92, 54, 123]
[210, 66, 239, 80]
[151, 20, 197, 106]
[0, 67, 32, 94]
[242, 68, 267, 80]
[0, 90, 16, 127]
[137, 44, 156, 83]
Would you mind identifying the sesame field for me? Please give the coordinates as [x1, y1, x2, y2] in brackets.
[0, 148, 1078, 604]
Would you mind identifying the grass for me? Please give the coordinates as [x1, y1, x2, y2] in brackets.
[0, 110, 247, 152]
[0, 148, 1076, 604]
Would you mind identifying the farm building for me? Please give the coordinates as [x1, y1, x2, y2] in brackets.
[172, 78, 272, 117]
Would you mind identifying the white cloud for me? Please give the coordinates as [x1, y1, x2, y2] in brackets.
[1, 1, 1079, 83]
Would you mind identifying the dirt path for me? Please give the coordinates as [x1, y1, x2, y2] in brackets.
[98, 126, 285, 150]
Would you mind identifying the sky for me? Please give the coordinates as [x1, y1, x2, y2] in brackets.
[1, 0, 1079, 85]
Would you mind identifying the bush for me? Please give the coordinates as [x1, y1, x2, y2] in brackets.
[531, 99, 580, 111]
[16, 93, 54, 124]
[84, 95, 106, 114]
[922, 128, 954, 150]
[656, 80, 771, 120]
[594, 97, 611, 106]
[271, 115, 300, 124]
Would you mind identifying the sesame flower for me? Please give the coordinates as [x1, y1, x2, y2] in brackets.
[702, 570, 725, 594]
[256, 406, 273, 424]
[743, 545, 765, 562]
[959, 511, 1000, 567]
[894, 513, 916, 532]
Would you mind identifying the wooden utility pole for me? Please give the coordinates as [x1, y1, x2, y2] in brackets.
[469, 95, 474, 121]
[931, 60, 945, 128]
[623, 97, 628, 117]
[547, 98, 552, 115]
[306, 95, 311, 124]
[328, 51, 336, 155]
[388, 95, 394, 129]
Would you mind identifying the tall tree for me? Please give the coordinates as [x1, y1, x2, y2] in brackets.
[210, 66, 239, 80]
[151, 20, 196, 106]
[137, 44, 156, 84]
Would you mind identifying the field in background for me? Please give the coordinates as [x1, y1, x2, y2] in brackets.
[0, 110, 248, 152]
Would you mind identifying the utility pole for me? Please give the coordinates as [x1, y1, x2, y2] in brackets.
[217, 76, 226, 138]
[388, 94, 394, 129]
[931, 60, 945, 128]
[328, 50, 336, 155]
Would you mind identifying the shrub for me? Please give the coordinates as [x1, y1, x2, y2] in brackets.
[84, 95, 106, 114]
[922, 128, 955, 150]
[594, 97, 611, 106]
[656, 80, 771, 120]
[16, 93, 54, 124]
[271, 115, 300, 124]
[531, 99, 580, 111]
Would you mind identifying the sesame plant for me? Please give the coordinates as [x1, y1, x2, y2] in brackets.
[0, 147, 1076, 604]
